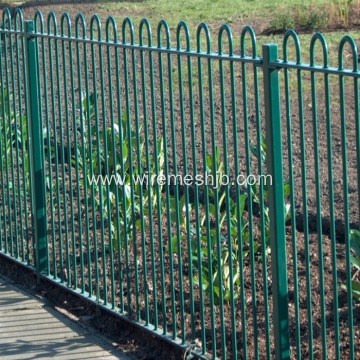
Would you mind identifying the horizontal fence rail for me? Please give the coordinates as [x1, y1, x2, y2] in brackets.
[0, 7, 359, 360]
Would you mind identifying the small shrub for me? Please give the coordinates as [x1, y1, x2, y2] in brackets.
[0, 86, 29, 192]
[270, 5, 329, 33]
[167, 147, 247, 305]
[250, 134, 292, 251]
[270, 12, 295, 32]
[74, 92, 165, 251]
[168, 138, 292, 305]
[302, 8, 328, 30]
[292, 5, 328, 30]
[331, 0, 353, 27]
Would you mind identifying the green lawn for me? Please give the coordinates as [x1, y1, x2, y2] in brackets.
[96, 0, 358, 65]
[95, 0, 321, 29]
[85, 0, 358, 65]
[4, 0, 360, 65]
[5, 0, 348, 32]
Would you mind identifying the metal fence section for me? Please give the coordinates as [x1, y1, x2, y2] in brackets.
[0, 7, 359, 360]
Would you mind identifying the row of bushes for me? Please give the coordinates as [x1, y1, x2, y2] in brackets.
[269, 0, 358, 33]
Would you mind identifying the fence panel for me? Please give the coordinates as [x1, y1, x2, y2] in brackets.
[0, 8, 359, 360]
[0, 9, 34, 267]
[277, 30, 360, 359]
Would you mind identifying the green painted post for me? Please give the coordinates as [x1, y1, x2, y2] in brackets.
[25, 20, 48, 274]
[262, 44, 290, 359]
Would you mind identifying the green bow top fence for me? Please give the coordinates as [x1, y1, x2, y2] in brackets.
[0, 7, 359, 360]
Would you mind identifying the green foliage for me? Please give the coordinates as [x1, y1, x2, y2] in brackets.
[250, 134, 292, 250]
[0, 86, 29, 192]
[168, 132, 293, 305]
[297, 7, 328, 30]
[270, 5, 328, 32]
[342, 229, 360, 301]
[168, 147, 251, 305]
[331, 0, 353, 26]
[75, 92, 165, 251]
[270, 12, 295, 32]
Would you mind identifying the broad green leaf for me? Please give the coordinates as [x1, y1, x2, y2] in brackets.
[240, 193, 247, 216]
[283, 179, 291, 198]
[350, 254, 360, 270]
[352, 280, 360, 300]
[350, 229, 360, 255]
[167, 236, 179, 254]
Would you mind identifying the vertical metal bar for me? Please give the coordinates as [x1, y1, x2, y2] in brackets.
[121, 19, 135, 317]
[176, 22, 195, 342]
[90, 19, 101, 302]
[15, 14, 27, 263]
[337, 36, 357, 360]
[85, 34, 96, 297]
[48, 14, 64, 282]
[74, 30, 85, 293]
[106, 18, 117, 310]
[147, 28, 166, 330]
[157, 21, 176, 338]
[113, 22, 124, 313]
[242, 45, 258, 360]
[116, 25, 131, 315]
[70, 29, 84, 291]
[352, 48, 360, 360]
[97, 20, 109, 307]
[284, 67, 301, 353]
[139, 20, 155, 326]
[0, 25, 3, 253]
[75, 15, 91, 296]
[339, 68, 355, 360]
[309, 36, 327, 359]
[187, 30, 206, 351]
[25, 20, 48, 274]
[196, 24, 215, 356]
[35, 12, 54, 277]
[0, 23, 8, 255]
[283, 35, 301, 359]
[65, 16, 82, 292]
[54, 20, 70, 284]
[262, 43, 290, 360]
[324, 61, 338, 360]
[3, 16, 14, 258]
[208, 33, 226, 360]
[22, 14, 33, 266]
[61, 15, 76, 289]
[9, 17, 21, 261]
[60, 18, 72, 287]
[166, 27, 185, 343]
[254, 50, 271, 360]
[219, 26, 236, 359]
[33, 16, 49, 275]
[129, 24, 142, 320]
[297, 61, 313, 360]
[98, 25, 110, 308]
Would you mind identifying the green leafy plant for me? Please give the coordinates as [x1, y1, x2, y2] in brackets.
[74, 92, 165, 250]
[304, 9, 328, 30]
[0, 86, 30, 192]
[168, 135, 293, 305]
[331, 0, 353, 27]
[250, 134, 292, 251]
[342, 229, 360, 301]
[195, 195, 247, 304]
[168, 147, 250, 305]
[270, 12, 295, 32]
[269, 5, 328, 33]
